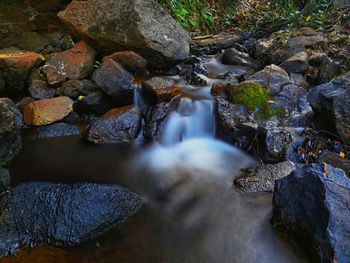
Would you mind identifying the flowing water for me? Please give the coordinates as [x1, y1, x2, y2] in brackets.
[4, 57, 310, 263]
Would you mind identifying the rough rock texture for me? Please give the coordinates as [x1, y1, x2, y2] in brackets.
[280, 52, 308, 73]
[0, 98, 24, 129]
[58, 0, 191, 69]
[0, 51, 44, 98]
[35, 123, 80, 139]
[23, 97, 74, 126]
[142, 77, 177, 103]
[279, 45, 306, 64]
[75, 91, 116, 115]
[317, 150, 350, 175]
[29, 79, 56, 100]
[0, 100, 21, 166]
[57, 79, 99, 99]
[16, 97, 36, 114]
[103, 51, 148, 75]
[271, 164, 350, 262]
[84, 105, 142, 144]
[0, 168, 10, 193]
[42, 41, 96, 86]
[234, 161, 298, 193]
[318, 57, 340, 84]
[288, 35, 327, 48]
[0, 182, 143, 257]
[222, 48, 256, 68]
[92, 59, 134, 104]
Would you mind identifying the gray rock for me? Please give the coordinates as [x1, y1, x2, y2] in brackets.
[317, 150, 350, 175]
[318, 57, 340, 84]
[58, 0, 191, 69]
[222, 48, 256, 68]
[0, 168, 10, 193]
[288, 35, 327, 48]
[0, 182, 143, 257]
[279, 45, 306, 64]
[28, 79, 56, 100]
[57, 79, 99, 99]
[0, 98, 24, 128]
[235, 161, 299, 192]
[280, 52, 309, 73]
[35, 123, 79, 139]
[271, 164, 350, 262]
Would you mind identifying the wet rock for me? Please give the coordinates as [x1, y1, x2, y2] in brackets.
[58, 0, 191, 69]
[35, 123, 80, 139]
[42, 41, 96, 86]
[280, 52, 308, 73]
[92, 59, 134, 104]
[317, 150, 350, 175]
[142, 77, 177, 103]
[84, 106, 142, 144]
[75, 91, 116, 115]
[57, 79, 99, 99]
[279, 45, 306, 64]
[143, 96, 180, 141]
[0, 99, 21, 166]
[23, 97, 74, 126]
[0, 168, 10, 193]
[185, 73, 209, 86]
[222, 48, 256, 68]
[103, 51, 148, 76]
[17, 97, 36, 114]
[0, 182, 143, 257]
[318, 57, 340, 84]
[271, 164, 350, 262]
[0, 50, 44, 98]
[0, 98, 24, 128]
[235, 161, 299, 193]
[191, 31, 251, 56]
[288, 35, 327, 48]
[28, 79, 56, 100]
[246, 64, 291, 94]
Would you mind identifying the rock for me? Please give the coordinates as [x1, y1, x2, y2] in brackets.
[234, 161, 299, 193]
[17, 97, 36, 114]
[0, 99, 21, 166]
[23, 97, 74, 126]
[271, 164, 350, 262]
[35, 123, 80, 139]
[103, 51, 148, 75]
[28, 79, 56, 100]
[75, 91, 116, 115]
[84, 106, 142, 144]
[308, 52, 327, 66]
[246, 64, 291, 94]
[280, 52, 308, 73]
[0, 182, 143, 257]
[288, 35, 327, 48]
[0, 168, 10, 193]
[57, 79, 99, 99]
[191, 31, 251, 56]
[0, 50, 44, 98]
[42, 41, 96, 86]
[299, 27, 316, 36]
[0, 98, 24, 128]
[318, 57, 340, 84]
[279, 45, 306, 64]
[142, 77, 177, 103]
[92, 59, 134, 104]
[58, 0, 191, 69]
[222, 48, 256, 68]
[317, 150, 350, 175]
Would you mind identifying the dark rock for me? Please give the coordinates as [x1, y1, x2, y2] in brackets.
[57, 79, 99, 99]
[191, 31, 251, 56]
[42, 41, 96, 86]
[103, 51, 148, 76]
[234, 161, 299, 193]
[308, 52, 327, 67]
[0, 182, 143, 257]
[92, 59, 134, 104]
[62, 111, 80, 123]
[17, 97, 36, 114]
[271, 164, 350, 262]
[0, 168, 10, 193]
[75, 91, 116, 115]
[222, 48, 256, 68]
[280, 52, 308, 73]
[279, 45, 306, 64]
[185, 73, 209, 86]
[288, 35, 327, 48]
[28, 79, 56, 100]
[0, 98, 24, 128]
[35, 123, 80, 139]
[0, 99, 21, 166]
[318, 57, 340, 84]
[58, 0, 191, 69]
[84, 106, 142, 144]
[317, 150, 350, 175]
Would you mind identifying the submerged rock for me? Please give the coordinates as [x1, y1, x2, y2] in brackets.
[0, 182, 143, 257]
[271, 164, 350, 262]
[84, 105, 142, 144]
[35, 123, 80, 139]
[58, 0, 191, 68]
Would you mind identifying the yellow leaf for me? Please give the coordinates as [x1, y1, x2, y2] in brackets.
[340, 152, 345, 158]
[306, 15, 311, 21]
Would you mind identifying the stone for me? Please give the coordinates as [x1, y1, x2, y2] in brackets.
[0, 50, 44, 98]
[279, 45, 306, 64]
[0, 99, 21, 166]
[280, 52, 309, 73]
[84, 105, 142, 144]
[75, 91, 116, 115]
[318, 57, 340, 84]
[234, 161, 299, 193]
[191, 31, 251, 56]
[0, 182, 143, 257]
[17, 97, 36, 114]
[0, 168, 10, 193]
[271, 164, 350, 262]
[57, 79, 99, 99]
[308, 52, 327, 66]
[317, 150, 350, 176]
[23, 97, 74, 126]
[142, 77, 177, 103]
[35, 123, 80, 139]
[288, 35, 327, 48]
[299, 27, 316, 36]
[92, 59, 134, 104]
[103, 51, 148, 76]
[28, 79, 56, 100]
[58, 0, 191, 69]
[222, 48, 256, 68]
[0, 98, 24, 129]
[42, 41, 96, 86]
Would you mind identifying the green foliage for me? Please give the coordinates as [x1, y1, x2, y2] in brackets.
[232, 83, 270, 111]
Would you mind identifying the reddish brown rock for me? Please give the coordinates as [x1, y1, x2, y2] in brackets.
[0, 51, 44, 97]
[142, 77, 177, 103]
[103, 51, 148, 75]
[23, 97, 74, 126]
[299, 27, 316, 36]
[42, 41, 96, 86]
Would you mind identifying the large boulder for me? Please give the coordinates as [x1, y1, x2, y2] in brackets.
[58, 0, 191, 69]
[0, 99, 21, 166]
[271, 164, 350, 262]
[0, 182, 143, 257]
[84, 105, 142, 144]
